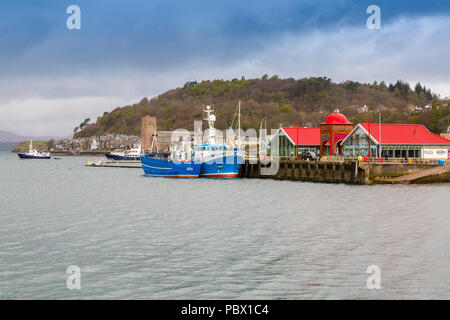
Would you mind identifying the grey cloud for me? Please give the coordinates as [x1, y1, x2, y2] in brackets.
[1, 14, 450, 136]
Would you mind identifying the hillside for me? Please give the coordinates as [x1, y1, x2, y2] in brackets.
[0, 130, 27, 143]
[75, 76, 450, 138]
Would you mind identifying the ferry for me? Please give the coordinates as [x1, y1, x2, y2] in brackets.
[17, 141, 51, 159]
[194, 105, 244, 178]
[140, 137, 201, 178]
[105, 145, 141, 161]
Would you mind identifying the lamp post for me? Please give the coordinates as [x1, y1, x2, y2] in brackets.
[378, 108, 382, 159]
[368, 118, 371, 162]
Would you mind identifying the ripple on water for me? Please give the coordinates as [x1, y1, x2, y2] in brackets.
[0, 153, 449, 299]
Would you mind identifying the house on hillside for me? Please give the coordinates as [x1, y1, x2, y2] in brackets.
[357, 105, 368, 113]
[414, 105, 424, 112]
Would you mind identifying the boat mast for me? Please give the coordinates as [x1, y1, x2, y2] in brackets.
[204, 105, 216, 144]
[238, 101, 241, 148]
[150, 134, 157, 153]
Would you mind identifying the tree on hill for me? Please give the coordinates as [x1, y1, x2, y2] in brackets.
[415, 82, 423, 95]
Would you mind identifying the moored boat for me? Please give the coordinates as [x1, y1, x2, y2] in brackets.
[140, 153, 201, 178]
[140, 138, 201, 178]
[105, 145, 141, 161]
[194, 144, 242, 178]
[17, 141, 51, 159]
[194, 105, 244, 178]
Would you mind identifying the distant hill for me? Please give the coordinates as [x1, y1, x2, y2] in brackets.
[0, 130, 26, 143]
[74, 76, 450, 137]
[0, 130, 68, 144]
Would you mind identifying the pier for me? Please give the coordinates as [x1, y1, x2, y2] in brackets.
[239, 158, 450, 184]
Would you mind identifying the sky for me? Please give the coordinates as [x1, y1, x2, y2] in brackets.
[1, 0, 450, 136]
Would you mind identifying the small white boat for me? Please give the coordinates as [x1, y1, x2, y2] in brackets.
[105, 145, 141, 161]
[17, 141, 51, 159]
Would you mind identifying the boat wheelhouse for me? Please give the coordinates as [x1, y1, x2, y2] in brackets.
[194, 105, 244, 178]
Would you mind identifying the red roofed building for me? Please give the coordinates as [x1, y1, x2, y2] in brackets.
[268, 111, 450, 159]
[272, 127, 321, 157]
[341, 123, 450, 159]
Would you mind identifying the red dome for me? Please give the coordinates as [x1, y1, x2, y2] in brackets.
[321, 113, 353, 125]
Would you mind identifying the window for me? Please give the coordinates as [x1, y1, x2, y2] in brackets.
[414, 149, 420, 158]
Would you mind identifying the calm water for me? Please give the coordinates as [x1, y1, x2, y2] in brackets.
[0, 151, 449, 299]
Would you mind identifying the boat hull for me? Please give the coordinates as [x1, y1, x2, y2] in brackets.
[105, 153, 140, 161]
[17, 153, 51, 159]
[140, 155, 201, 178]
[200, 155, 243, 178]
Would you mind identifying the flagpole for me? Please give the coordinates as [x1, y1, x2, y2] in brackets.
[379, 110, 382, 159]
[368, 117, 371, 161]
[296, 121, 299, 161]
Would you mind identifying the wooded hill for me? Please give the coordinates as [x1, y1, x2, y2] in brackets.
[75, 76, 449, 138]
[12, 140, 51, 152]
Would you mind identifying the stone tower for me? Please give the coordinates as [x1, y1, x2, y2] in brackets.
[141, 116, 157, 153]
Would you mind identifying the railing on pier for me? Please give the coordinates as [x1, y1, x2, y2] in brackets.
[277, 155, 447, 165]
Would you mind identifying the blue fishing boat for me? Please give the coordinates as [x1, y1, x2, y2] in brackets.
[140, 138, 201, 178]
[194, 105, 244, 178]
[194, 144, 243, 178]
[17, 141, 51, 159]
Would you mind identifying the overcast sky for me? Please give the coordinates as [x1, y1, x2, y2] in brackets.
[1, 0, 450, 136]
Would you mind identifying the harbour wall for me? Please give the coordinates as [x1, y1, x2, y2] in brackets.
[239, 159, 449, 184]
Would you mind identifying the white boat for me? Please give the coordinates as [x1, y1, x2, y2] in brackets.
[17, 141, 51, 159]
[105, 145, 141, 161]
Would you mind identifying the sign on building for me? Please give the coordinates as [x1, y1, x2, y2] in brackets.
[423, 148, 448, 159]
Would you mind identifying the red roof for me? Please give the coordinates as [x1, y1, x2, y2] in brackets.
[321, 113, 353, 125]
[361, 124, 450, 145]
[282, 128, 321, 145]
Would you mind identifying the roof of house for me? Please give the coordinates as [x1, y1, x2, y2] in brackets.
[360, 123, 450, 145]
[321, 112, 353, 125]
[281, 127, 321, 145]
